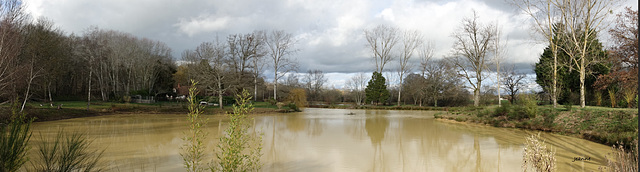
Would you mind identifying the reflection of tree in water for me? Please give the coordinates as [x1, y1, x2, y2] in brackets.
[365, 115, 389, 146]
[365, 115, 389, 172]
[285, 115, 305, 133]
[307, 118, 324, 136]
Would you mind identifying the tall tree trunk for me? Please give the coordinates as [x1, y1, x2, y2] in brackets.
[434, 96, 438, 107]
[21, 62, 36, 113]
[47, 82, 52, 102]
[552, 47, 558, 108]
[273, 72, 278, 101]
[580, 65, 586, 108]
[497, 62, 501, 107]
[87, 69, 92, 111]
[397, 85, 402, 106]
[474, 88, 480, 107]
[217, 79, 223, 109]
[21, 81, 31, 113]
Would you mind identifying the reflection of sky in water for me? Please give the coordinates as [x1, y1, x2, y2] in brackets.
[28, 108, 611, 171]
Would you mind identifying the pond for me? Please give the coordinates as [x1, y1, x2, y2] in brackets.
[28, 108, 611, 171]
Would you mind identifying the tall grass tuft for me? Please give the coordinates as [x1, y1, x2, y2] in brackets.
[599, 139, 638, 172]
[181, 80, 208, 172]
[213, 89, 263, 171]
[522, 133, 556, 172]
[31, 131, 105, 172]
[0, 99, 33, 171]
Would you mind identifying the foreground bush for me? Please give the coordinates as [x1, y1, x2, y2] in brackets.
[599, 139, 638, 172]
[213, 90, 263, 171]
[181, 81, 208, 172]
[31, 132, 104, 172]
[0, 100, 32, 171]
[522, 133, 556, 172]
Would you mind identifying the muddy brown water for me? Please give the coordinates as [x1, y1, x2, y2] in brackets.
[26, 108, 611, 171]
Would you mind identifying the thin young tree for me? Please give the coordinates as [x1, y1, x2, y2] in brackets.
[250, 31, 267, 101]
[396, 29, 423, 106]
[556, 0, 617, 108]
[511, 0, 562, 108]
[346, 73, 368, 106]
[265, 30, 298, 101]
[493, 24, 508, 106]
[364, 25, 400, 73]
[448, 11, 496, 107]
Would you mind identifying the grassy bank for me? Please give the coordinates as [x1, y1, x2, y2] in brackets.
[1, 101, 281, 123]
[434, 104, 638, 147]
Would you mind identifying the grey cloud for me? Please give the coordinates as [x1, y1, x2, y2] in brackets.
[27, 0, 616, 77]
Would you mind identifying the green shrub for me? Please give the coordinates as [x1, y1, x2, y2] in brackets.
[0, 100, 33, 171]
[287, 103, 300, 112]
[181, 81, 208, 172]
[509, 106, 530, 121]
[493, 103, 511, 117]
[520, 94, 538, 118]
[213, 89, 263, 171]
[541, 109, 558, 129]
[266, 98, 277, 106]
[563, 103, 572, 111]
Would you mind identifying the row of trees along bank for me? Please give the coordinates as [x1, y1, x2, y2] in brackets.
[1, 0, 176, 111]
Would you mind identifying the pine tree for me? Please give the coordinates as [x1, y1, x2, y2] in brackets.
[365, 72, 389, 105]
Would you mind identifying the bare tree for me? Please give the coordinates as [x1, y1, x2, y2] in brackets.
[413, 42, 435, 106]
[184, 38, 229, 109]
[511, 0, 562, 108]
[0, 0, 26, 101]
[396, 29, 423, 106]
[502, 66, 526, 104]
[448, 11, 496, 107]
[250, 31, 267, 101]
[555, 0, 617, 108]
[364, 25, 400, 73]
[227, 32, 265, 94]
[346, 73, 367, 106]
[266, 30, 298, 101]
[302, 69, 327, 102]
[492, 24, 508, 107]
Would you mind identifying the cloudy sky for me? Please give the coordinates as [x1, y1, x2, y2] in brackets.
[25, 0, 637, 89]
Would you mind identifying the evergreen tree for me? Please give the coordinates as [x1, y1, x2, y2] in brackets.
[535, 28, 609, 105]
[365, 72, 389, 105]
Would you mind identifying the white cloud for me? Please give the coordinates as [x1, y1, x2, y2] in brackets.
[175, 15, 231, 37]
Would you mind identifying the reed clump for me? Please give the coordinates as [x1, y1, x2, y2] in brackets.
[522, 133, 556, 172]
[31, 131, 105, 172]
[0, 99, 32, 171]
[599, 139, 638, 172]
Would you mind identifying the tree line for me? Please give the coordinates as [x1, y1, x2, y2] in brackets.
[2, 0, 635, 109]
[178, 30, 299, 108]
[357, 0, 636, 109]
[1, 0, 176, 110]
